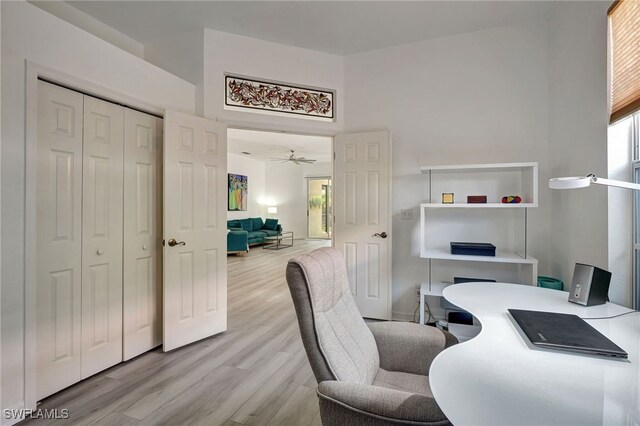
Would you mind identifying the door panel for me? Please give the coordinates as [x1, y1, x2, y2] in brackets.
[81, 96, 124, 378]
[123, 109, 162, 360]
[36, 81, 84, 399]
[163, 110, 227, 351]
[334, 131, 391, 320]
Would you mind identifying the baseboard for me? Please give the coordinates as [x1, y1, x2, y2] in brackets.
[1, 402, 25, 426]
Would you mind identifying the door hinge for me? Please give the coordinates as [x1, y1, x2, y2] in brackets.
[333, 152, 336, 160]
[162, 239, 165, 247]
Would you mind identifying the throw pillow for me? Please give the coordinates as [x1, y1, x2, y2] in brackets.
[240, 218, 253, 232]
[251, 217, 264, 230]
[264, 218, 279, 231]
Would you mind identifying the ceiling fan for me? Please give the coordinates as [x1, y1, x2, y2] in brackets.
[269, 150, 316, 165]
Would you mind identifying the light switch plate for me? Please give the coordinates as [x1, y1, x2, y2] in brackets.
[401, 209, 414, 220]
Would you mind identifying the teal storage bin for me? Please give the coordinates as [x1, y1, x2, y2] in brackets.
[538, 276, 564, 291]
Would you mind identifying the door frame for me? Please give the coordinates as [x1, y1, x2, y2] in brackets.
[24, 62, 167, 413]
[305, 176, 333, 240]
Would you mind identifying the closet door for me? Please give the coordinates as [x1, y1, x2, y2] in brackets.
[123, 108, 162, 360]
[36, 81, 84, 400]
[81, 96, 124, 378]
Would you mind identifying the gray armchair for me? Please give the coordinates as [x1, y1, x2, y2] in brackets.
[286, 247, 457, 426]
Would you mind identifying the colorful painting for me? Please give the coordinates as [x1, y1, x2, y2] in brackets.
[228, 174, 248, 211]
[225, 75, 334, 120]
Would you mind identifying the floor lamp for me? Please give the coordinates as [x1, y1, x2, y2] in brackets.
[267, 206, 278, 219]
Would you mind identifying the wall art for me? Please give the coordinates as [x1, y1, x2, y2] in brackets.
[225, 75, 334, 120]
[228, 173, 248, 211]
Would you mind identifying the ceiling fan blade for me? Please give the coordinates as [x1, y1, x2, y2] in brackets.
[301, 159, 316, 163]
[292, 160, 301, 165]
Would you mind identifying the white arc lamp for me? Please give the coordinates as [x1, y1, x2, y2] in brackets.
[549, 174, 640, 191]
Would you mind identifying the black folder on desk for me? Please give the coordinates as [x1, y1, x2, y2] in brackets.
[508, 309, 628, 359]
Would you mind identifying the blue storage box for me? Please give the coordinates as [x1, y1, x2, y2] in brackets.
[450, 242, 496, 256]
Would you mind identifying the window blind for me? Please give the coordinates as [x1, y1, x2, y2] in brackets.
[609, 0, 640, 123]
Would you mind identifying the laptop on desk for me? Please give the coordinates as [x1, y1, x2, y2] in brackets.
[509, 309, 628, 359]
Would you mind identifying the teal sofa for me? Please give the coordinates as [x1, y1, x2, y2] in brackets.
[227, 217, 282, 253]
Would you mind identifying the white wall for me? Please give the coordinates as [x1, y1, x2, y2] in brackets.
[263, 160, 332, 239]
[27, 1, 145, 58]
[1, 1, 195, 418]
[227, 153, 266, 221]
[202, 29, 344, 136]
[144, 28, 205, 115]
[302, 161, 332, 179]
[344, 22, 551, 319]
[547, 2, 614, 300]
[265, 162, 308, 238]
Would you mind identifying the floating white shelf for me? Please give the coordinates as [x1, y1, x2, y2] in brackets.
[418, 162, 540, 331]
[421, 203, 537, 209]
[420, 162, 538, 173]
[421, 249, 538, 265]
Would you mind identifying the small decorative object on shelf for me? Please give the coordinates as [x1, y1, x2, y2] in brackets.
[501, 195, 522, 204]
[442, 193, 454, 204]
[450, 242, 496, 256]
[467, 195, 487, 203]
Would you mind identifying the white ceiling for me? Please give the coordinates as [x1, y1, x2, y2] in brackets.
[227, 129, 332, 163]
[64, 1, 557, 55]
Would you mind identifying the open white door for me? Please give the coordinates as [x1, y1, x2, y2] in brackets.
[334, 131, 392, 320]
[163, 110, 227, 351]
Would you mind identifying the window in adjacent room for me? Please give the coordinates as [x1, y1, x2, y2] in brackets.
[608, 0, 640, 308]
[631, 114, 640, 310]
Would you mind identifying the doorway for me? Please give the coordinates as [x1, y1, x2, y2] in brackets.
[307, 177, 332, 239]
[226, 128, 333, 243]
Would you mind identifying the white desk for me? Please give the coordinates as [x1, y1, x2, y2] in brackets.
[429, 283, 640, 426]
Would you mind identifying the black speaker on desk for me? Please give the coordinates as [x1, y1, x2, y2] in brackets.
[568, 263, 612, 306]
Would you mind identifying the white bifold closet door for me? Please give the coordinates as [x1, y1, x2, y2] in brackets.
[80, 96, 124, 378]
[123, 109, 162, 360]
[36, 81, 126, 399]
[36, 81, 84, 399]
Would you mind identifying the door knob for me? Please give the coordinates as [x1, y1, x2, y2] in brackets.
[373, 232, 388, 239]
[97, 249, 104, 255]
[142, 245, 148, 250]
[167, 238, 186, 247]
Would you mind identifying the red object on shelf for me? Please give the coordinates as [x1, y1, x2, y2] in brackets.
[501, 195, 522, 204]
[467, 195, 487, 203]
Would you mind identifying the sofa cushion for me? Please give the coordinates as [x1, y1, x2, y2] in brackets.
[227, 219, 241, 229]
[256, 229, 279, 237]
[247, 231, 264, 241]
[251, 217, 264, 231]
[264, 218, 279, 231]
[240, 218, 253, 232]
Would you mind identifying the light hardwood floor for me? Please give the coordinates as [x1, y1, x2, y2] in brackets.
[24, 239, 330, 426]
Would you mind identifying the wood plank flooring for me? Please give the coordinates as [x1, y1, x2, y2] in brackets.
[24, 240, 330, 426]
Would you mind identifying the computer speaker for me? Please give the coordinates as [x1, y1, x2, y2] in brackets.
[568, 263, 612, 307]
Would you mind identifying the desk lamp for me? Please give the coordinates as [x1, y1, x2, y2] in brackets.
[549, 174, 640, 191]
[548, 173, 640, 306]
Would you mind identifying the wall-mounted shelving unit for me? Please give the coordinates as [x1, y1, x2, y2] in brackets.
[418, 162, 539, 331]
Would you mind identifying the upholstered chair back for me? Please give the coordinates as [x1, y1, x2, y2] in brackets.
[286, 247, 379, 385]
